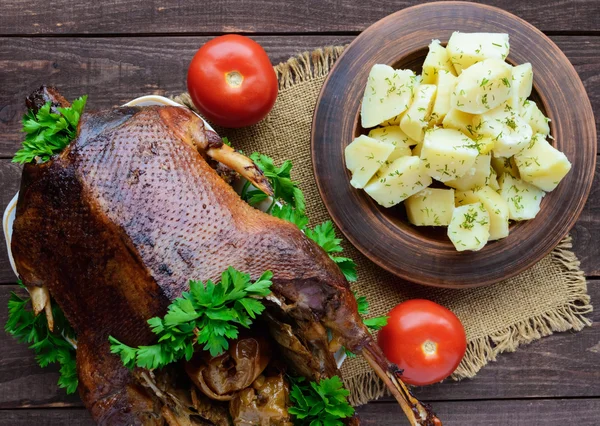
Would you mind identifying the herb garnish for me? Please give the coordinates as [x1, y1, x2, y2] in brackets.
[109, 267, 273, 368]
[288, 375, 354, 425]
[5, 281, 78, 393]
[13, 96, 87, 164]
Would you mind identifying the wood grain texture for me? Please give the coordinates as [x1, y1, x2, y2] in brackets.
[357, 398, 600, 425]
[1, 399, 599, 425]
[312, 2, 597, 287]
[0, 282, 598, 409]
[0, 35, 597, 158]
[0, 0, 599, 35]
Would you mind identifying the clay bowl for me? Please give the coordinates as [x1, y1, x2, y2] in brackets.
[311, 1, 596, 288]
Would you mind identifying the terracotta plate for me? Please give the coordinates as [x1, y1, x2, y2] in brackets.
[311, 1, 596, 288]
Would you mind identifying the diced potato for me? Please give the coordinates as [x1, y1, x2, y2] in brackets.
[412, 142, 423, 156]
[507, 63, 533, 110]
[364, 156, 432, 207]
[422, 40, 457, 84]
[368, 126, 414, 161]
[488, 166, 500, 190]
[446, 32, 509, 74]
[491, 156, 520, 178]
[400, 84, 437, 142]
[420, 128, 479, 182]
[473, 105, 533, 157]
[452, 59, 513, 114]
[520, 100, 550, 136]
[445, 153, 491, 191]
[475, 186, 510, 240]
[361, 65, 417, 128]
[513, 134, 571, 191]
[498, 173, 546, 220]
[430, 70, 458, 124]
[447, 203, 491, 251]
[381, 114, 402, 126]
[476, 136, 495, 155]
[405, 188, 455, 226]
[345, 135, 394, 189]
[455, 190, 480, 206]
[442, 108, 477, 137]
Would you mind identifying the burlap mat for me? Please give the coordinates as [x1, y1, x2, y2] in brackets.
[173, 46, 592, 406]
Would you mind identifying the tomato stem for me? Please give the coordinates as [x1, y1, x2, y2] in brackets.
[422, 340, 437, 356]
[225, 71, 244, 88]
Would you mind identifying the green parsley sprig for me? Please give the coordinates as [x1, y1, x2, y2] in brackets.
[109, 267, 273, 369]
[289, 375, 354, 425]
[5, 282, 78, 394]
[13, 96, 87, 164]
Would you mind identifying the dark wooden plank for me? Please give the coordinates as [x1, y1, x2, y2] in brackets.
[1, 0, 599, 35]
[0, 35, 352, 158]
[0, 35, 598, 159]
[357, 398, 600, 425]
[1, 398, 599, 425]
[0, 408, 93, 425]
[0, 281, 598, 409]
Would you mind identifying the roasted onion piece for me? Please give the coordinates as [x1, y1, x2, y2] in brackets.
[229, 373, 292, 426]
[185, 335, 271, 401]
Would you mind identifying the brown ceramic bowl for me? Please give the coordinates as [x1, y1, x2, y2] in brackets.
[311, 2, 596, 288]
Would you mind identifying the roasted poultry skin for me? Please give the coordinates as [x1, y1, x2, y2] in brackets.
[12, 88, 440, 425]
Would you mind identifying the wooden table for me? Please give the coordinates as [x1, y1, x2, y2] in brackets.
[0, 1, 598, 424]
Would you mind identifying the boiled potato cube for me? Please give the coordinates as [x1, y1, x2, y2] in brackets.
[455, 190, 480, 206]
[412, 142, 423, 156]
[442, 108, 477, 137]
[381, 114, 402, 126]
[422, 40, 457, 84]
[507, 63, 533, 110]
[488, 166, 500, 190]
[445, 153, 491, 191]
[400, 84, 437, 142]
[475, 186, 510, 240]
[520, 100, 550, 136]
[420, 128, 479, 182]
[491, 155, 520, 178]
[452, 59, 513, 114]
[345, 135, 394, 189]
[476, 136, 495, 155]
[513, 134, 571, 191]
[473, 105, 533, 157]
[405, 188, 455, 226]
[430, 70, 458, 124]
[361, 65, 417, 128]
[364, 156, 432, 207]
[447, 203, 491, 251]
[498, 173, 545, 220]
[368, 126, 414, 161]
[446, 32, 509, 74]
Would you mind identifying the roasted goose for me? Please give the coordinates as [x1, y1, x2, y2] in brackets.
[11, 87, 440, 425]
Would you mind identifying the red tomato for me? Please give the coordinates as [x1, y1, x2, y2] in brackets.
[378, 299, 466, 386]
[187, 35, 278, 128]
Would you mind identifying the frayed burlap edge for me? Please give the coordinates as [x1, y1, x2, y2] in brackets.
[346, 236, 591, 406]
[172, 47, 592, 407]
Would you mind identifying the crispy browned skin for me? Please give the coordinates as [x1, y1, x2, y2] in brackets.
[12, 93, 439, 425]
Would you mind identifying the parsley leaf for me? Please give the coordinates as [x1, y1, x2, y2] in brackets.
[109, 268, 273, 369]
[288, 376, 354, 425]
[246, 152, 357, 282]
[5, 281, 78, 394]
[13, 96, 88, 164]
[249, 153, 306, 214]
